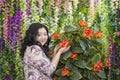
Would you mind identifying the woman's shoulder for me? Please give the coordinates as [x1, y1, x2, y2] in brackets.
[28, 45, 42, 51]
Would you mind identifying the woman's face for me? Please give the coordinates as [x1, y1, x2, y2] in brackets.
[36, 27, 48, 45]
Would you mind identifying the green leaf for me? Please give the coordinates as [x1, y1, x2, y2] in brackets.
[85, 65, 92, 70]
[92, 54, 101, 64]
[87, 71, 98, 80]
[71, 46, 83, 53]
[96, 70, 106, 79]
[55, 69, 61, 76]
[74, 60, 86, 69]
[70, 71, 82, 80]
[65, 59, 74, 70]
[64, 25, 78, 32]
[62, 52, 71, 60]
[79, 39, 86, 51]
[57, 77, 69, 80]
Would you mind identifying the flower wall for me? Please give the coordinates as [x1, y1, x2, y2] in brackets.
[0, 0, 120, 80]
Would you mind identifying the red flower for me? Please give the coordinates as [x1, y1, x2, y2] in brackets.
[78, 20, 87, 27]
[104, 57, 111, 67]
[82, 27, 93, 38]
[95, 30, 102, 38]
[69, 52, 78, 59]
[59, 39, 69, 47]
[93, 61, 103, 72]
[61, 66, 70, 76]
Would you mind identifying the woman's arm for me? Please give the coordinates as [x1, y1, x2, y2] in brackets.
[51, 46, 70, 68]
[24, 45, 70, 76]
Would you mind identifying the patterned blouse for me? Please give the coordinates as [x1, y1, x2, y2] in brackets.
[23, 45, 56, 80]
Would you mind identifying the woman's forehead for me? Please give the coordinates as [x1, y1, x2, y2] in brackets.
[38, 28, 47, 33]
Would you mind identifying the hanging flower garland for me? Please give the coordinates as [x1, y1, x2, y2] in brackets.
[109, 0, 120, 79]
[0, 0, 6, 11]
[5, 7, 23, 51]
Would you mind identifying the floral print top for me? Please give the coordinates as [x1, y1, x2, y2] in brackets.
[23, 45, 56, 80]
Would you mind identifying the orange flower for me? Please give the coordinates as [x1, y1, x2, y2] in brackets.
[104, 57, 111, 67]
[93, 61, 103, 72]
[95, 30, 102, 38]
[59, 39, 69, 47]
[69, 52, 78, 59]
[78, 20, 87, 27]
[51, 32, 57, 39]
[51, 32, 62, 39]
[82, 27, 93, 38]
[61, 66, 70, 76]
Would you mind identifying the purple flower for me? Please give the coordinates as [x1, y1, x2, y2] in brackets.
[109, 42, 116, 65]
[8, 63, 13, 68]
[109, 42, 116, 55]
[117, 9, 120, 22]
[5, 7, 23, 51]
[116, 61, 120, 68]
[3, 74, 13, 80]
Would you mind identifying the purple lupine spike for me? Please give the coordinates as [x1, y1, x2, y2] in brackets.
[6, 7, 23, 51]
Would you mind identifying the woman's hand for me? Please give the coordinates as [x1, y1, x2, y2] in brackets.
[54, 44, 70, 55]
[58, 46, 70, 54]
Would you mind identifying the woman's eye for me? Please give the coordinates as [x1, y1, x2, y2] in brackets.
[37, 34, 41, 36]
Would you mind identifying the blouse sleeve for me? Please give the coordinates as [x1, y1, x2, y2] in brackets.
[24, 45, 56, 76]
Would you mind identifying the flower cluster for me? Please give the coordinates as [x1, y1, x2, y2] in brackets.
[78, 20, 102, 39]
[50, 20, 108, 80]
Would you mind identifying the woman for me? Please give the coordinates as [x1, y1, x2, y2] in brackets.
[21, 23, 70, 80]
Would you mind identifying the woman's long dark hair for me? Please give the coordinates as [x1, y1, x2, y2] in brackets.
[21, 23, 50, 58]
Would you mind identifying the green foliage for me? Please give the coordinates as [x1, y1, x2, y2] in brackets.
[0, 47, 24, 80]
[0, 0, 119, 80]
[51, 24, 108, 80]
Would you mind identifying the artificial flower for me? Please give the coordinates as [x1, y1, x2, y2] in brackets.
[93, 61, 103, 72]
[82, 27, 93, 38]
[78, 20, 87, 27]
[95, 30, 102, 38]
[69, 52, 78, 59]
[61, 66, 70, 76]
[59, 39, 69, 47]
